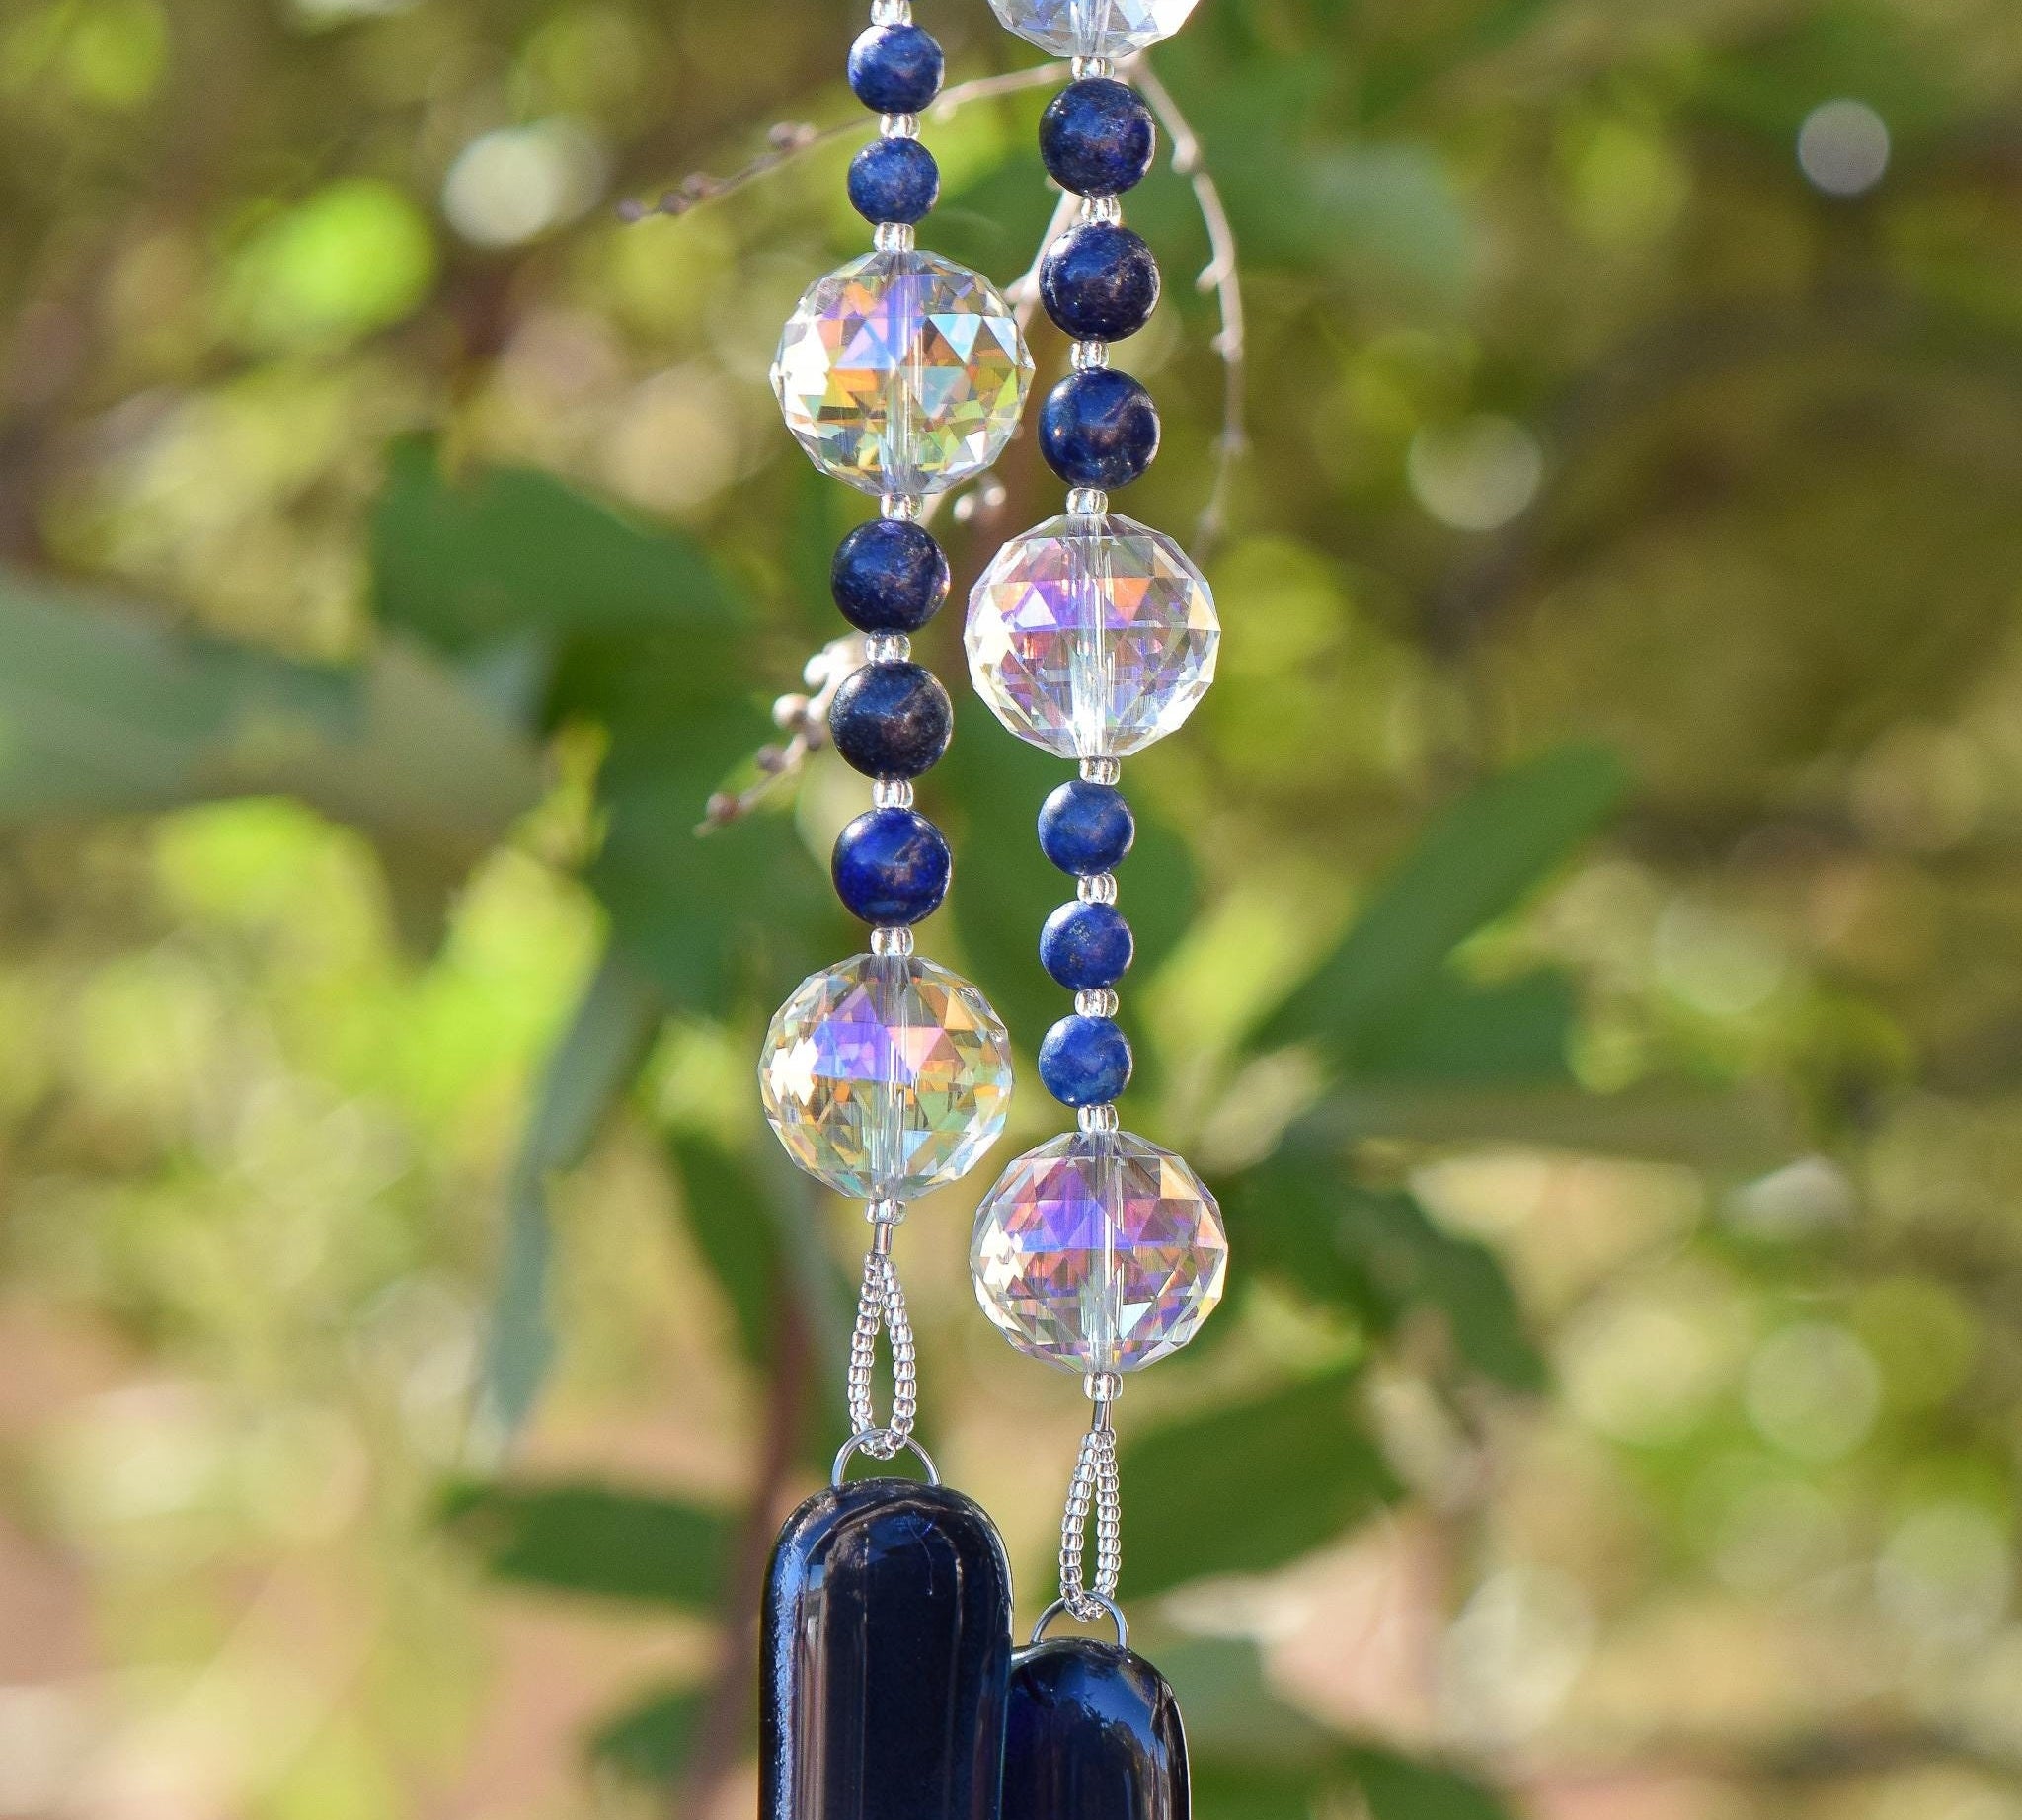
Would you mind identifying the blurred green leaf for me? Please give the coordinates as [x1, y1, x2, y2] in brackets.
[589, 1685, 706, 1785]
[1346, 1746, 1516, 1820]
[440, 1478, 731, 1608]
[1120, 1368, 1399, 1594]
[1259, 744, 1629, 1067]
[477, 946, 665, 1443]
[667, 1132, 781, 1369]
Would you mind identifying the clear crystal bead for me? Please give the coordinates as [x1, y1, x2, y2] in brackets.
[988, 0, 1201, 56]
[773, 249, 1033, 497]
[971, 1129, 1227, 1373]
[761, 953, 1014, 1200]
[966, 512, 1219, 759]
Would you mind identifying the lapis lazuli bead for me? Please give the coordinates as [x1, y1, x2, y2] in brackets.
[1040, 222, 1161, 343]
[1039, 369, 1160, 489]
[1039, 1013, 1132, 1106]
[848, 23, 945, 115]
[1004, 1640, 1189, 1820]
[833, 807, 952, 924]
[1041, 901, 1133, 989]
[1039, 78, 1157, 198]
[1039, 781, 1134, 874]
[832, 519, 951, 633]
[848, 137, 941, 224]
[763, 1477, 1014, 1820]
[830, 661, 954, 779]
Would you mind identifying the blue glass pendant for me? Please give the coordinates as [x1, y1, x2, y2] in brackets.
[1005, 1636, 1189, 1820]
[762, 1473, 1014, 1820]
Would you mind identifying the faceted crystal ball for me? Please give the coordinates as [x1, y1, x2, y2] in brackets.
[971, 1130, 1226, 1374]
[773, 249, 1032, 498]
[761, 954, 1013, 1201]
[966, 512, 1219, 759]
[987, 0, 1201, 58]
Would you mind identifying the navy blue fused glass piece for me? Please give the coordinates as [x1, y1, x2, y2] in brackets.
[833, 807, 952, 924]
[1039, 369, 1161, 489]
[832, 519, 951, 633]
[830, 661, 954, 779]
[1004, 1639, 1189, 1820]
[1041, 901, 1134, 989]
[848, 24, 945, 115]
[1040, 222, 1161, 342]
[762, 1477, 1014, 1820]
[849, 137, 941, 224]
[1039, 78, 1156, 198]
[1039, 780, 1134, 874]
[1039, 1013, 1132, 1106]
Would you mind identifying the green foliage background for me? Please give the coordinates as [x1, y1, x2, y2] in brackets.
[2, 0, 2021, 1817]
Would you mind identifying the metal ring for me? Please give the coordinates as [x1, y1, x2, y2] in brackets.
[1029, 1594, 1128, 1650]
[831, 1429, 940, 1488]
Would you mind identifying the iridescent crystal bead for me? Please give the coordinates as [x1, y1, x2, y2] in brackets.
[986, 0, 1200, 57]
[970, 1129, 1226, 1373]
[761, 953, 1013, 1200]
[965, 512, 1218, 759]
[773, 249, 1033, 497]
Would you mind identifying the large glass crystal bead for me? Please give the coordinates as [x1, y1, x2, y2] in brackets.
[761, 954, 1013, 1200]
[971, 1129, 1226, 1373]
[986, 0, 1200, 57]
[773, 249, 1033, 497]
[965, 512, 1218, 759]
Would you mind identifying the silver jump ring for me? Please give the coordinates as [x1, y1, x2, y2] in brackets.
[831, 1429, 940, 1488]
[1029, 1594, 1128, 1650]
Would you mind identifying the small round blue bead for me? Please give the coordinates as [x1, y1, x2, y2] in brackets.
[1040, 221, 1160, 342]
[1038, 780, 1134, 874]
[847, 137, 939, 224]
[1039, 368, 1160, 489]
[847, 24, 944, 114]
[830, 519, 950, 633]
[1039, 78, 1156, 198]
[1038, 1014, 1132, 1107]
[832, 808, 951, 925]
[1040, 901, 1134, 990]
[828, 661, 952, 780]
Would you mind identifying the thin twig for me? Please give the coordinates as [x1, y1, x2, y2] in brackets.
[1131, 60, 1247, 556]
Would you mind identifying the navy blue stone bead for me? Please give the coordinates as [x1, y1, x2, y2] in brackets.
[1038, 780, 1134, 874]
[1038, 1014, 1132, 1107]
[763, 1477, 1013, 1820]
[1004, 1640, 1188, 1820]
[847, 24, 945, 115]
[1039, 78, 1156, 198]
[1040, 902, 1133, 990]
[831, 519, 951, 633]
[829, 661, 953, 780]
[1040, 222, 1160, 343]
[1039, 369, 1160, 489]
[848, 137, 940, 224]
[833, 808, 951, 925]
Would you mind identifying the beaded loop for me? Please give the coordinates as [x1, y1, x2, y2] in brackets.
[847, 1242, 919, 1456]
[1058, 1417, 1123, 1622]
[1030, 1592, 1128, 1649]
[833, 1428, 940, 1486]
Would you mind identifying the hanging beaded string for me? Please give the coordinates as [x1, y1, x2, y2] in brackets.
[758, 0, 1032, 1472]
[965, 0, 1228, 1631]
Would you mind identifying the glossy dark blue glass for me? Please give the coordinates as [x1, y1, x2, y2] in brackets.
[1004, 1640, 1189, 1820]
[762, 1477, 1014, 1820]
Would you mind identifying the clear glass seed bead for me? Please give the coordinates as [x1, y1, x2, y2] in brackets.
[773, 249, 1033, 498]
[761, 953, 1013, 1200]
[966, 512, 1219, 759]
[988, 0, 1201, 57]
[971, 1129, 1227, 1374]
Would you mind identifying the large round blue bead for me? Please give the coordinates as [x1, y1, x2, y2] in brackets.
[1037, 780, 1134, 874]
[829, 662, 953, 780]
[1038, 369, 1160, 489]
[1038, 78, 1156, 198]
[1037, 1014, 1132, 1107]
[1040, 222, 1160, 343]
[833, 808, 951, 924]
[831, 519, 950, 633]
[1040, 901, 1133, 990]
[847, 24, 945, 114]
[847, 137, 940, 225]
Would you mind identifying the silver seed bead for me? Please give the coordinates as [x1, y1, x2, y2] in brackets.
[1077, 872, 1119, 905]
[1076, 989, 1119, 1017]
[873, 778, 915, 809]
[1080, 195, 1123, 225]
[871, 925, 915, 956]
[874, 221, 917, 253]
[1066, 488, 1109, 519]
[1084, 1370, 1123, 1403]
[871, 0, 911, 21]
[1071, 340, 1111, 371]
[865, 632, 911, 664]
[881, 493, 921, 521]
[1072, 55, 1114, 78]
[1078, 1103, 1120, 1134]
[867, 1198, 907, 1226]
[1079, 756, 1122, 784]
[881, 112, 920, 138]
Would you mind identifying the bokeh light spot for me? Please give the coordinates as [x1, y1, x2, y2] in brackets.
[1407, 415, 1543, 532]
[443, 119, 609, 247]
[1798, 99, 1891, 197]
